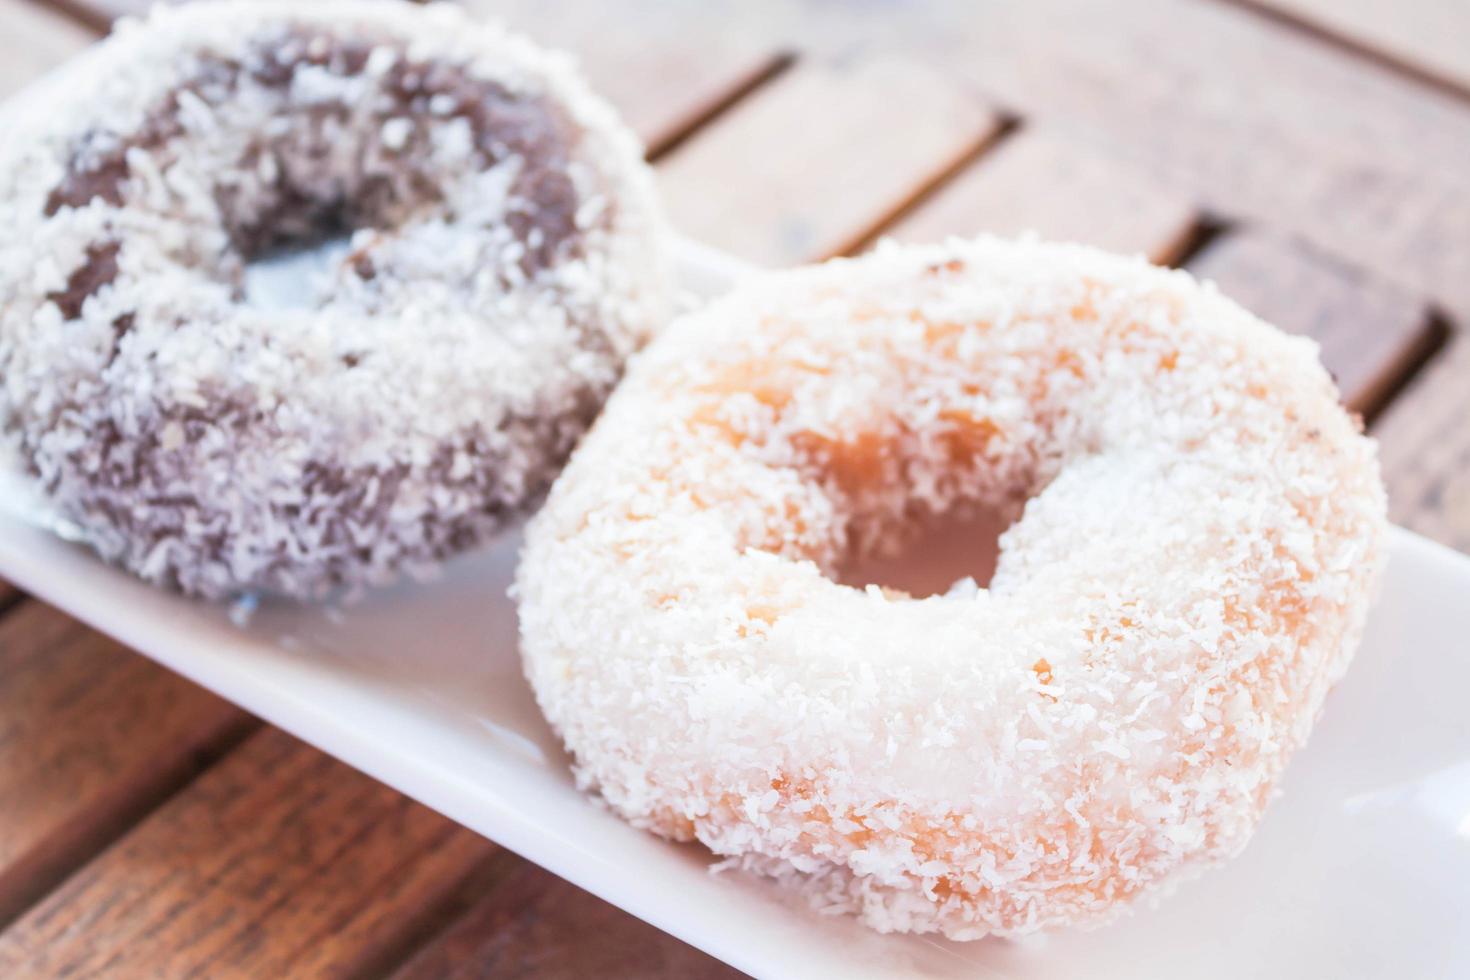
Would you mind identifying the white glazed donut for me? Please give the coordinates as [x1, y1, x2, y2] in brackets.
[516, 237, 1387, 938]
[0, 0, 667, 599]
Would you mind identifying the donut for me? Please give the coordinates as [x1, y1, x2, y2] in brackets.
[0, 0, 668, 599]
[516, 237, 1387, 938]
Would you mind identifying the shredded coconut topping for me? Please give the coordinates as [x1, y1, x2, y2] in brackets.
[0, 0, 669, 599]
[516, 237, 1387, 939]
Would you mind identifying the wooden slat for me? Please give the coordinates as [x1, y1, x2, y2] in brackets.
[1186, 229, 1441, 416]
[907, 0, 1470, 325]
[1239, 0, 1470, 96]
[885, 126, 1202, 264]
[464, 0, 789, 155]
[1372, 337, 1470, 553]
[0, 603, 253, 926]
[392, 860, 740, 980]
[657, 58, 1003, 265]
[0, 0, 92, 97]
[0, 728, 501, 978]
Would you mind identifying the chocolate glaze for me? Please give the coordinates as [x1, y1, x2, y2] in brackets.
[48, 240, 120, 320]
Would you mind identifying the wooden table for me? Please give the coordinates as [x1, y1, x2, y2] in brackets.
[2, 0, 1467, 975]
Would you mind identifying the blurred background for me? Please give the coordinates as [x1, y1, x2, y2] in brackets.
[2, 0, 1468, 976]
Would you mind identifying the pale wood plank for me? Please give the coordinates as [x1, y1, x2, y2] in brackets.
[1371, 337, 1470, 553]
[657, 58, 1002, 265]
[0, 728, 501, 978]
[0, 603, 254, 926]
[1186, 229, 1441, 417]
[1241, 0, 1470, 95]
[392, 859, 739, 980]
[464, 0, 789, 155]
[0, 0, 92, 98]
[928, 0, 1470, 324]
[885, 126, 1202, 264]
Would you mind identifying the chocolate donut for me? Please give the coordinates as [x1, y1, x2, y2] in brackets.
[0, 0, 669, 599]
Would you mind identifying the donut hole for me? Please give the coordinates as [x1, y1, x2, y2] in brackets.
[241, 233, 354, 311]
[709, 368, 1039, 599]
[833, 502, 1012, 597]
[776, 398, 1037, 599]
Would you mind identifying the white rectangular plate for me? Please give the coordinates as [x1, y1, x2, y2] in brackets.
[3, 250, 1469, 978]
[6, 52, 1470, 979]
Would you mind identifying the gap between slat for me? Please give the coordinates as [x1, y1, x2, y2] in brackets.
[840, 112, 1022, 257]
[1205, 0, 1470, 106]
[646, 52, 797, 162]
[0, 602, 260, 929]
[877, 122, 1212, 267]
[1185, 227, 1452, 420]
[656, 57, 1008, 265]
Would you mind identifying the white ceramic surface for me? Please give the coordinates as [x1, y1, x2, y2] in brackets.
[5, 48, 1470, 980]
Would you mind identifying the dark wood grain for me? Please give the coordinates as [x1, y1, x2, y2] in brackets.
[0, 728, 502, 978]
[657, 57, 1003, 264]
[392, 860, 742, 980]
[1186, 228, 1443, 417]
[0, 603, 254, 926]
[885, 126, 1203, 264]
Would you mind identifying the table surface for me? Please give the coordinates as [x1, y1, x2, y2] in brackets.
[2, 0, 1468, 976]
